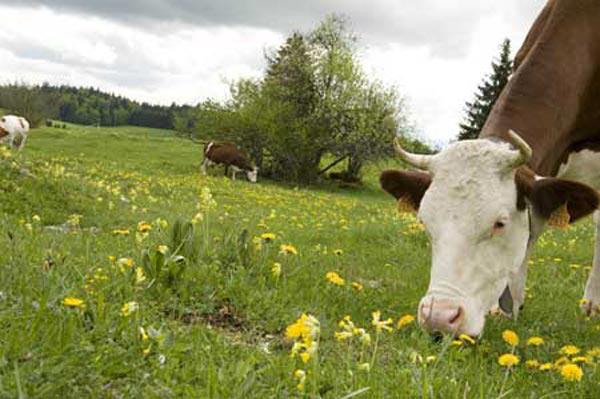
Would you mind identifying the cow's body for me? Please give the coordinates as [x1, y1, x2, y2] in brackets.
[381, 0, 600, 336]
[201, 142, 258, 183]
[0, 115, 30, 150]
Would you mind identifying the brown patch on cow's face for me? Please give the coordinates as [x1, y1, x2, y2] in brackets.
[0, 126, 8, 139]
[515, 167, 599, 224]
[380, 169, 432, 212]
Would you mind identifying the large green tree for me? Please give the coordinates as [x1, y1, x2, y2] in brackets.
[189, 15, 413, 184]
[458, 39, 512, 140]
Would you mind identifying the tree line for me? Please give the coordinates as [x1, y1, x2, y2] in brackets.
[0, 83, 188, 129]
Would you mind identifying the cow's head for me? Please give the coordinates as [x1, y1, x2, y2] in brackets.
[247, 167, 258, 183]
[381, 131, 598, 337]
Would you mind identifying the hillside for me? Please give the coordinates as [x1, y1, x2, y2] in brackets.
[1, 125, 600, 397]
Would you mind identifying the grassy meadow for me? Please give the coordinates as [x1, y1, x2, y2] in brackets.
[1, 124, 600, 398]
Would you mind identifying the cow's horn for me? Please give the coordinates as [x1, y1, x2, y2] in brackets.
[394, 138, 433, 170]
[506, 129, 532, 166]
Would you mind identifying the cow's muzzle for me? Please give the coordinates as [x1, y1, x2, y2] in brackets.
[419, 298, 465, 335]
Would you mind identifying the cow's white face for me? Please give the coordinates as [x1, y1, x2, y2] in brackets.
[247, 167, 258, 183]
[416, 140, 529, 336]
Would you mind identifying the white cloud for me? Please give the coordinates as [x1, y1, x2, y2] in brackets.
[0, 5, 282, 104]
[0, 1, 547, 143]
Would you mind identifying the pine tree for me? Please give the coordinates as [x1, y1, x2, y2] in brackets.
[458, 39, 513, 140]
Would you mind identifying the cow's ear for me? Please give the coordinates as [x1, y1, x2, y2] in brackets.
[530, 178, 599, 228]
[380, 170, 431, 213]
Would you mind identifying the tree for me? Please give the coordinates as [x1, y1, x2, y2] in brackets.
[309, 15, 406, 180]
[458, 39, 512, 140]
[186, 15, 417, 184]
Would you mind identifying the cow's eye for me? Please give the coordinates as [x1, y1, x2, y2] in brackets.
[492, 220, 506, 235]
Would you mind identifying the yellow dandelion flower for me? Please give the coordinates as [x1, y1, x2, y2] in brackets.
[260, 232, 276, 242]
[117, 257, 134, 268]
[285, 314, 320, 363]
[135, 267, 146, 284]
[279, 244, 298, 256]
[560, 345, 580, 356]
[293, 369, 306, 391]
[300, 352, 310, 363]
[139, 326, 149, 341]
[526, 336, 544, 346]
[271, 262, 282, 278]
[121, 301, 139, 317]
[555, 356, 571, 367]
[359, 331, 371, 346]
[137, 221, 152, 233]
[112, 228, 130, 236]
[502, 330, 519, 347]
[539, 362, 553, 371]
[458, 334, 476, 345]
[351, 281, 363, 291]
[498, 353, 520, 367]
[371, 310, 393, 333]
[586, 347, 600, 357]
[62, 297, 85, 308]
[571, 356, 592, 364]
[333, 249, 343, 256]
[525, 359, 540, 369]
[334, 331, 353, 341]
[157, 245, 169, 254]
[191, 212, 204, 224]
[560, 363, 583, 382]
[425, 355, 436, 363]
[325, 271, 345, 286]
[396, 315, 416, 330]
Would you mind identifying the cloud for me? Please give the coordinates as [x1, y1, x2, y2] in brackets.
[10, 0, 545, 57]
[0, 5, 282, 103]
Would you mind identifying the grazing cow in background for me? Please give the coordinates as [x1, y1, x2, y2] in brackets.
[201, 141, 258, 183]
[0, 115, 30, 150]
[381, 0, 600, 337]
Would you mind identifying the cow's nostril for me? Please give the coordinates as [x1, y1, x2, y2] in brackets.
[430, 331, 444, 343]
[448, 306, 464, 325]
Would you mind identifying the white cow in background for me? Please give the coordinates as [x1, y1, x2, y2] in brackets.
[0, 115, 30, 150]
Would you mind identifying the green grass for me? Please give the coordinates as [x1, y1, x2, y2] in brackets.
[1, 124, 600, 398]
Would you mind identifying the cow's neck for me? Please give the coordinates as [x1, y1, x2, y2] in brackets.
[480, 0, 600, 177]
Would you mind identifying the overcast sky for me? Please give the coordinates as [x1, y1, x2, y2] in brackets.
[0, 1, 546, 144]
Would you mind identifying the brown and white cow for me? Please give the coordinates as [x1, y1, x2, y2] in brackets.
[201, 141, 258, 183]
[381, 0, 600, 337]
[0, 115, 30, 150]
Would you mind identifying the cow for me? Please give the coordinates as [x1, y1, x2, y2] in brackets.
[0, 115, 30, 150]
[380, 0, 600, 337]
[201, 141, 258, 183]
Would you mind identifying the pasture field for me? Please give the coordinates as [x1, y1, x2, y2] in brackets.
[1, 124, 600, 398]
